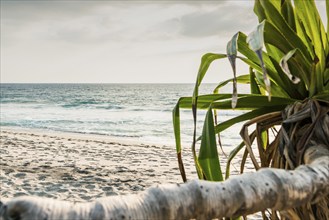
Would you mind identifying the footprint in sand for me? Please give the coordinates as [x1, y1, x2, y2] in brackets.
[22, 186, 32, 191]
[38, 175, 48, 181]
[35, 191, 50, 197]
[115, 166, 129, 173]
[4, 168, 15, 174]
[94, 177, 106, 182]
[102, 186, 114, 192]
[14, 192, 28, 197]
[14, 172, 26, 178]
[131, 185, 144, 191]
[80, 195, 92, 201]
[75, 169, 90, 174]
[85, 184, 96, 189]
[57, 188, 69, 193]
[105, 191, 118, 196]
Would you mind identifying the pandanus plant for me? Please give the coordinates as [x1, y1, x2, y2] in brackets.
[173, 0, 329, 218]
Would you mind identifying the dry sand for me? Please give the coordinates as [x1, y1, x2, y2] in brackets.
[0, 127, 259, 218]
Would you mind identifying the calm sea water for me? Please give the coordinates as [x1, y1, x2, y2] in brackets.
[0, 83, 243, 146]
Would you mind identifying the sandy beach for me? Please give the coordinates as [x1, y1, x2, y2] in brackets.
[0, 127, 255, 203]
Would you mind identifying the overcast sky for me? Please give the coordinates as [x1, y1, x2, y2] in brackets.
[1, 1, 326, 83]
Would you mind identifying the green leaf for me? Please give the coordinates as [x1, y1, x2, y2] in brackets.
[173, 102, 181, 153]
[247, 21, 271, 100]
[225, 141, 245, 179]
[294, 0, 327, 70]
[178, 92, 294, 112]
[264, 21, 295, 56]
[294, 0, 327, 97]
[198, 107, 223, 181]
[267, 55, 306, 99]
[237, 32, 295, 98]
[281, 0, 296, 32]
[193, 53, 227, 106]
[238, 56, 290, 97]
[227, 33, 239, 108]
[214, 105, 286, 134]
[249, 68, 261, 95]
[178, 94, 236, 109]
[324, 68, 329, 87]
[251, 70, 288, 98]
[261, 21, 310, 97]
[213, 74, 250, 94]
[172, 101, 187, 182]
[211, 95, 296, 110]
[259, 0, 312, 61]
[260, 130, 268, 150]
[327, 0, 329, 41]
[295, 16, 316, 60]
[191, 53, 227, 180]
[177, 93, 293, 111]
[253, 0, 266, 23]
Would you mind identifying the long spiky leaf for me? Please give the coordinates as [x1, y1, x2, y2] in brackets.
[246, 22, 271, 100]
[227, 33, 239, 108]
[198, 107, 223, 181]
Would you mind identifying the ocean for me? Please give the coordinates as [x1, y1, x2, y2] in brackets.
[0, 83, 243, 147]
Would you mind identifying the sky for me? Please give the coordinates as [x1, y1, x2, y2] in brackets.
[0, 0, 327, 83]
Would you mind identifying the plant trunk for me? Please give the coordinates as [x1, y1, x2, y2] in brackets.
[0, 144, 328, 220]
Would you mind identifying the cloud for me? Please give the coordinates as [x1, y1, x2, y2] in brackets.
[1, 0, 100, 21]
[135, 1, 256, 43]
[175, 3, 256, 38]
[1, 1, 256, 44]
[1, 0, 256, 83]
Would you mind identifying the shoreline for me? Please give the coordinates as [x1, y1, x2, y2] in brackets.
[0, 126, 175, 149]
